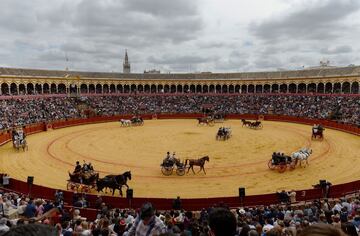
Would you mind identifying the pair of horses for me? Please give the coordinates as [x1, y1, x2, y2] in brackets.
[197, 117, 215, 126]
[120, 118, 144, 127]
[13, 139, 28, 151]
[291, 148, 312, 167]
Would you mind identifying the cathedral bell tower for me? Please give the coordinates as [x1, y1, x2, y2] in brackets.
[123, 50, 131, 74]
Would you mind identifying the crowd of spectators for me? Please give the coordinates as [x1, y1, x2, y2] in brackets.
[0, 188, 360, 235]
[0, 94, 358, 130]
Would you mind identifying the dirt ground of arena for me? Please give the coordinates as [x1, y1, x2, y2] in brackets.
[0, 119, 359, 199]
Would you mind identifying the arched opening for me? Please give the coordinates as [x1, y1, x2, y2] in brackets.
[171, 85, 176, 93]
[248, 84, 255, 93]
[209, 85, 215, 93]
[190, 85, 196, 93]
[164, 84, 170, 93]
[117, 84, 123, 93]
[103, 84, 109, 93]
[288, 83, 297, 93]
[1, 83, 9, 95]
[35, 83, 42, 94]
[10, 83, 18, 95]
[58, 84, 66, 94]
[43, 83, 49, 94]
[176, 85, 183, 93]
[333, 83, 341, 93]
[110, 84, 116, 93]
[351, 82, 359, 94]
[144, 84, 150, 93]
[341, 82, 350, 94]
[158, 84, 164, 93]
[271, 84, 279, 93]
[130, 84, 137, 93]
[203, 85, 209, 93]
[137, 84, 144, 93]
[196, 85, 202, 93]
[150, 84, 157, 93]
[69, 84, 77, 94]
[235, 85, 241, 93]
[325, 83, 332, 93]
[183, 85, 189, 93]
[263, 84, 271, 93]
[96, 84, 102, 94]
[317, 83, 324, 93]
[297, 83, 306, 93]
[215, 85, 221, 93]
[27, 83, 34, 95]
[255, 85, 262, 93]
[89, 84, 95, 94]
[222, 85, 228, 93]
[229, 85, 234, 93]
[241, 85, 247, 93]
[80, 84, 88, 94]
[50, 84, 57, 94]
[279, 84, 287, 93]
[307, 83, 316, 93]
[124, 85, 130, 93]
[19, 84, 26, 94]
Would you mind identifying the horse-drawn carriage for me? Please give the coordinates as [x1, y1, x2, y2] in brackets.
[241, 119, 263, 129]
[216, 127, 232, 140]
[120, 116, 144, 127]
[67, 162, 99, 193]
[160, 157, 186, 176]
[312, 124, 324, 140]
[12, 128, 28, 151]
[197, 117, 215, 126]
[268, 153, 295, 173]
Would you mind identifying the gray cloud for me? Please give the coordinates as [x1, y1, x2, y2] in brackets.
[320, 45, 353, 54]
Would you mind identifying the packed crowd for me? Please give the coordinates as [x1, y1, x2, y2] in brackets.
[0, 188, 360, 235]
[0, 94, 359, 130]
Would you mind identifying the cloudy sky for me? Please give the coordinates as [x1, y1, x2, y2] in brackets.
[0, 0, 359, 73]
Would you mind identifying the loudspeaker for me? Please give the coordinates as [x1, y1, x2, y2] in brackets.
[320, 180, 326, 188]
[239, 187, 245, 198]
[126, 189, 133, 199]
[27, 176, 34, 185]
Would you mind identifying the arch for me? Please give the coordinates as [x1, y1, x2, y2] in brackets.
[110, 84, 116, 93]
[164, 84, 170, 93]
[288, 83, 297, 93]
[235, 85, 241, 93]
[241, 85, 247, 93]
[69, 84, 77, 94]
[209, 84, 215, 93]
[130, 84, 137, 93]
[183, 84, 189, 93]
[307, 83, 316, 93]
[102, 84, 109, 93]
[150, 84, 157, 93]
[10, 83, 18, 95]
[190, 84, 196, 93]
[351, 82, 359, 94]
[325, 83, 332, 93]
[80, 84, 88, 94]
[117, 84, 123, 93]
[228, 85, 234, 93]
[96, 84, 102, 94]
[222, 85, 228, 93]
[196, 85, 202, 93]
[144, 84, 150, 93]
[137, 84, 144, 93]
[297, 83, 306, 93]
[158, 84, 164, 93]
[58, 84, 66, 94]
[19, 84, 26, 94]
[341, 82, 350, 94]
[263, 84, 271, 93]
[1, 83, 9, 95]
[27, 83, 34, 95]
[203, 85, 209, 93]
[170, 84, 176, 93]
[248, 84, 255, 93]
[124, 85, 130, 93]
[333, 82, 341, 93]
[255, 84, 262, 93]
[317, 83, 324, 93]
[271, 84, 279, 93]
[215, 84, 221, 93]
[176, 85, 183, 93]
[50, 84, 57, 94]
[43, 83, 49, 94]
[279, 84, 287, 93]
[35, 83, 42, 94]
[89, 84, 96, 94]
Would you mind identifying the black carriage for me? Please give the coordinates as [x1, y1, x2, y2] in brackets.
[268, 153, 295, 173]
[160, 159, 186, 176]
[67, 170, 99, 193]
[250, 121, 263, 129]
[311, 125, 324, 140]
[216, 127, 231, 141]
[131, 117, 144, 126]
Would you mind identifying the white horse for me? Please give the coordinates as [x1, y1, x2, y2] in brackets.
[120, 119, 131, 127]
[291, 148, 312, 167]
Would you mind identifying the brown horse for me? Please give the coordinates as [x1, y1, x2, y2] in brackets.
[241, 119, 252, 127]
[197, 117, 214, 126]
[185, 156, 210, 174]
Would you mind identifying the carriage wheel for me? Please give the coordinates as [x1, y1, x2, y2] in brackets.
[258, 124, 263, 129]
[176, 168, 185, 176]
[66, 181, 72, 190]
[161, 166, 173, 176]
[278, 164, 287, 173]
[268, 159, 276, 170]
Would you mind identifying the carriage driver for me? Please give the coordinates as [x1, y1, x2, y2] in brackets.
[74, 161, 82, 174]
